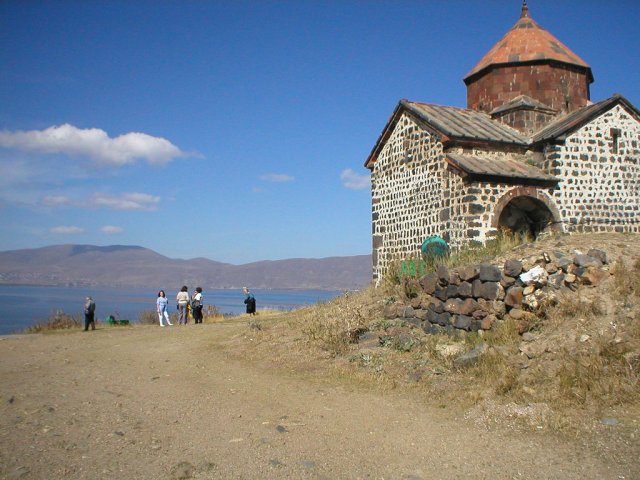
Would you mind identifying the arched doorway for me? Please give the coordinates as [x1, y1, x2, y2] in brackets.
[493, 187, 560, 239]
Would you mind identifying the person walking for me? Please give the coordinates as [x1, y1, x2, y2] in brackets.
[176, 286, 190, 325]
[84, 296, 96, 331]
[191, 287, 204, 324]
[156, 290, 173, 327]
[243, 287, 256, 315]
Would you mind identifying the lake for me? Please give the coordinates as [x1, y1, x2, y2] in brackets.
[0, 285, 343, 335]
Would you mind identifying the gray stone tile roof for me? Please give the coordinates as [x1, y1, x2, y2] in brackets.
[446, 153, 558, 184]
[402, 100, 529, 145]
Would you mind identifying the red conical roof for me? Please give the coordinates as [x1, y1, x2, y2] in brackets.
[464, 2, 593, 83]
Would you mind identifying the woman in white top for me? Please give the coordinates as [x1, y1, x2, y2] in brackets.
[176, 286, 189, 325]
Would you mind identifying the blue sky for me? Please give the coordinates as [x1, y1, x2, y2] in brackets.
[1, 1, 639, 264]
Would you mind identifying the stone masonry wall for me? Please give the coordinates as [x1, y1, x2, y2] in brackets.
[371, 113, 445, 283]
[545, 104, 640, 233]
[445, 147, 560, 247]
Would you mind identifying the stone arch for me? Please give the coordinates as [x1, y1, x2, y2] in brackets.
[492, 187, 561, 238]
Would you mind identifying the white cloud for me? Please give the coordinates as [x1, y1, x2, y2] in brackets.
[50, 225, 84, 234]
[90, 192, 160, 211]
[0, 123, 186, 166]
[340, 168, 370, 190]
[102, 225, 123, 234]
[41, 195, 71, 206]
[260, 173, 294, 182]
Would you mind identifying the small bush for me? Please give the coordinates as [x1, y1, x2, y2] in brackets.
[25, 310, 82, 333]
[298, 291, 369, 355]
[138, 309, 159, 325]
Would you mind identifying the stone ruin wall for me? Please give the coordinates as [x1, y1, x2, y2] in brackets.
[371, 113, 445, 283]
[545, 105, 640, 234]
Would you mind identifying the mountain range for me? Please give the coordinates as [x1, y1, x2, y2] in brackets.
[0, 244, 372, 290]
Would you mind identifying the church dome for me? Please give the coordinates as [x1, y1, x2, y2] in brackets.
[464, 2, 593, 115]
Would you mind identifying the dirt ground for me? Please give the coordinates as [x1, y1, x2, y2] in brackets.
[1, 317, 637, 479]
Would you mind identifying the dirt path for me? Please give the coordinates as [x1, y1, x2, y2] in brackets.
[0, 322, 634, 479]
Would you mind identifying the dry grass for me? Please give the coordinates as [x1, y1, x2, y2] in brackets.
[223, 235, 640, 438]
[25, 310, 83, 333]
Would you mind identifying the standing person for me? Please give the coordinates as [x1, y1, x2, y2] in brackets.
[84, 296, 96, 331]
[243, 287, 256, 315]
[156, 290, 173, 327]
[191, 287, 204, 324]
[176, 286, 190, 325]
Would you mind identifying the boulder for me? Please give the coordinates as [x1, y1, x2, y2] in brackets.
[444, 298, 463, 314]
[473, 280, 501, 300]
[454, 343, 487, 367]
[427, 297, 445, 313]
[579, 266, 610, 286]
[458, 281, 473, 297]
[504, 286, 524, 308]
[436, 265, 450, 284]
[479, 263, 502, 282]
[547, 272, 565, 289]
[444, 284, 459, 299]
[453, 314, 473, 331]
[503, 259, 523, 277]
[574, 254, 602, 268]
[557, 257, 572, 272]
[459, 298, 480, 315]
[458, 265, 479, 282]
[383, 303, 402, 319]
[480, 314, 496, 330]
[419, 272, 439, 294]
[402, 306, 415, 318]
[587, 248, 608, 264]
[500, 274, 516, 288]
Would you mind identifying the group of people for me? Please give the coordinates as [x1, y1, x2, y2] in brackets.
[83, 287, 258, 331]
[157, 286, 204, 326]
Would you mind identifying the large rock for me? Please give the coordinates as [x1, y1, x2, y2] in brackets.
[458, 265, 479, 282]
[419, 272, 439, 294]
[454, 343, 487, 367]
[504, 286, 524, 308]
[587, 248, 608, 264]
[579, 266, 610, 286]
[557, 257, 572, 272]
[501, 274, 516, 288]
[479, 263, 502, 282]
[458, 281, 473, 297]
[427, 297, 445, 313]
[574, 254, 602, 268]
[473, 280, 501, 300]
[459, 298, 480, 315]
[437, 265, 450, 285]
[503, 259, 523, 277]
[547, 272, 566, 289]
[444, 298, 463, 314]
[453, 314, 473, 331]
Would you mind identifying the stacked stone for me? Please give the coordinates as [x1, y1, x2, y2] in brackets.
[382, 248, 610, 335]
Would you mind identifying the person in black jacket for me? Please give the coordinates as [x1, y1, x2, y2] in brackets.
[243, 287, 256, 315]
[84, 296, 96, 331]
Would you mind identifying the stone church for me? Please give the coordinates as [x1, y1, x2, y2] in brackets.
[365, 2, 640, 283]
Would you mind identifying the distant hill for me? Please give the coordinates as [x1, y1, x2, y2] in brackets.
[0, 244, 372, 290]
